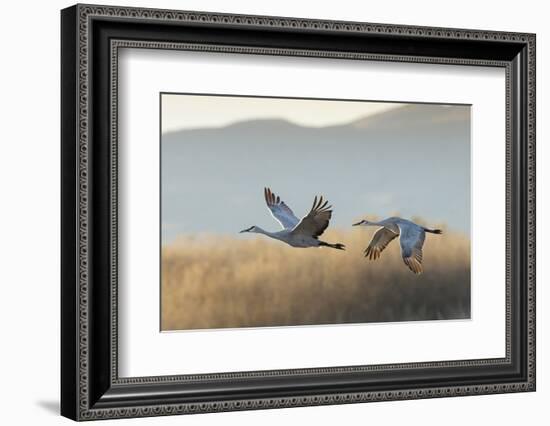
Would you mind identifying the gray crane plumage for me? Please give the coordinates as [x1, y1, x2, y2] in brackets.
[240, 188, 345, 250]
[353, 217, 442, 274]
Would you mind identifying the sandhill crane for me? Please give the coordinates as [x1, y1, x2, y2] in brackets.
[240, 188, 345, 250]
[352, 217, 442, 274]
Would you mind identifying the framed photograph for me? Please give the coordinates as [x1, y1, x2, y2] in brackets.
[61, 4, 536, 421]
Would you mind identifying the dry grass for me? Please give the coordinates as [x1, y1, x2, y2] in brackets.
[161, 224, 470, 331]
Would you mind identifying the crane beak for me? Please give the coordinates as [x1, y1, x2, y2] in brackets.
[352, 220, 366, 226]
[239, 226, 253, 233]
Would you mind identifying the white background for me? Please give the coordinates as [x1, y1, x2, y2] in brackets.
[0, 0, 547, 425]
[119, 50, 505, 377]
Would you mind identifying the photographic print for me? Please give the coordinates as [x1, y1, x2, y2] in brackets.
[161, 94, 471, 331]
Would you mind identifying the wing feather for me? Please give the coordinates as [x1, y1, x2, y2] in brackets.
[364, 227, 399, 260]
[398, 224, 426, 274]
[291, 194, 333, 238]
[264, 187, 300, 230]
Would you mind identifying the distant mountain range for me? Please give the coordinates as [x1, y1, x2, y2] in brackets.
[161, 104, 470, 241]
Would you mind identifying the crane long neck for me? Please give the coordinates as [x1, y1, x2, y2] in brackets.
[253, 226, 276, 237]
[368, 220, 387, 227]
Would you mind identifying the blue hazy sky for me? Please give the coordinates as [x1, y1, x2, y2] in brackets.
[161, 95, 470, 243]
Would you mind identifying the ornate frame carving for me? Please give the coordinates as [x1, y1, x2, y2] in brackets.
[61, 4, 535, 421]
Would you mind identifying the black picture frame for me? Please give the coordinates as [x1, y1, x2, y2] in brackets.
[61, 3, 536, 421]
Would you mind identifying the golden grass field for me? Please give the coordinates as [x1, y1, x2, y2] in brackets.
[161, 223, 470, 331]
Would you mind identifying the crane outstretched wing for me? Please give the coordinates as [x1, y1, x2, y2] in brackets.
[264, 187, 300, 230]
[291, 195, 332, 238]
[398, 225, 425, 274]
[364, 227, 399, 260]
